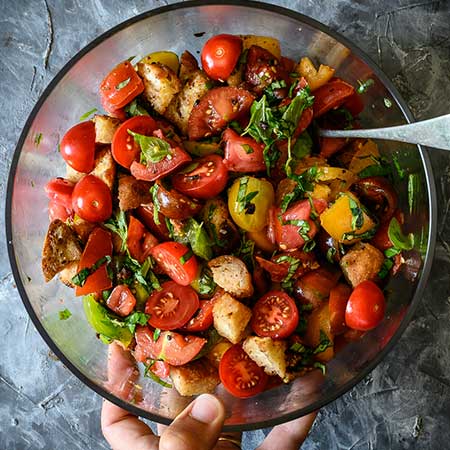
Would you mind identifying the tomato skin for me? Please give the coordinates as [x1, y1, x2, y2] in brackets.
[145, 281, 199, 330]
[60, 121, 96, 173]
[45, 178, 74, 210]
[48, 200, 72, 222]
[150, 360, 170, 379]
[172, 154, 229, 200]
[293, 107, 313, 138]
[100, 60, 144, 109]
[201, 34, 242, 81]
[127, 216, 158, 263]
[106, 285, 137, 317]
[345, 280, 386, 331]
[312, 79, 355, 118]
[75, 228, 113, 296]
[319, 137, 347, 158]
[182, 299, 215, 332]
[343, 92, 364, 117]
[134, 326, 206, 366]
[112, 116, 157, 169]
[371, 211, 404, 251]
[251, 291, 299, 339]
[329, 283, 352, 335]
[223, 128, 266, 172]
[150, 241, 199, 286]
[219, 345, 268, 398]
[72, 175, 112, 223]
[136, 204, 170, 241]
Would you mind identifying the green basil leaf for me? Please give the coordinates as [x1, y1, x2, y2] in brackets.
[79, 108, 98, 121]
[387, 217, 414, 251]
[125, 99, 150, 117]
[128, 131, 172, 164]
[116, 77, 131, 90]
[59, 309, 72, 320]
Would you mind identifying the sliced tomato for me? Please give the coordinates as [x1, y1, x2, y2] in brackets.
[75, 227, 112, 296]
[150, 241, 199, 286]
[145, 281, 199, 330]
[182, 299, 215, 332]
[134, 326, 206, 366]
[112, 116, 157, 169]
[343, 92, 364, 117]
[251, 290, 299, 339]
[149, 360, 170, 379]
[201, 34, 242, 81]
[313, 79, 355, 118]
[293, 107, 313, 138]
[219, 345, 268, 398]
[101, 96, 127, 121]
[48, 200, 72, 222]
[106, 285, 137, 317]
[127, 216, 158, 263]
[60, 121, 95, 173]
[188, 87, 254, 140]
[329, 283, 352, 335]
[345, 280, 386, 331]
[319, 137, 348, 158]
[45, 178, 74, 210]
[293, 267, 341, 309]
[222, 128, 266, 172]
[100, 60, 144, 109]
[72, 175, 112, 223]
[136, 204, 170, 241]
[273, 198, 327, 250]
[172, 154, 229, 199]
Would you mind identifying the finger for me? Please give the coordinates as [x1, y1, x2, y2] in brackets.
[256, 411, 318, 450]
[159, 394, 226, 450]
[101, 400, 159, 450]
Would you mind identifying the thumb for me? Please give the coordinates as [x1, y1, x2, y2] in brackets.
[159, 394, 225, 450]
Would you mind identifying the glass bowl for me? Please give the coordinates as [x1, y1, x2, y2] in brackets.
[6, 0, 436, 431]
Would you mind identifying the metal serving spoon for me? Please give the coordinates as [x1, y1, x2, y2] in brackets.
[319, 114, 450, 150]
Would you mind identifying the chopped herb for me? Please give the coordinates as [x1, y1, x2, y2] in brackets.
[342, 228, 377, 242]
[300, 303, 313, 312]
[384, 247, 401, 258]
[165, 217, 174, 239]
[127, 55, 137, 62]
[34, 133, 43, 146]
[326, 247, 337, 264]
[116, 77, 131, 90]
[358, 164, 391, 178]
[123, 312, 150, 334]
[59, 309, 72, 320]
[143, 360, 173, 388]
[153, 328, 161, 342]
[235, 235, 255, 271]
[392, 155, 406, 180]
[303, 239, 316, 252]
[79, 108, 98, 121]
[150, 184, 161, 225]
[128, 131, 171, 164]
[180, 249, 194, 265]
[194, 267, 217, 296]
[236, 177, 258, 214]
[185, 218, 213, 261]
[378, 258, 393, 279]
[280, 165, 318, 212]
[313, 361, 327, 375]
[295, 316, 308, 335]
[102, 290, 111, 302]
[229, 120, 243, 134]
[241, 143, 254, 154]
[289, 72, 299, 78]
[356, 78, 374, 94]
[276, 255, 300, 289]
[72, 255, 111, 286]
[292, 131, 312, 160]
[348, 196, 364, 230]
[178, 162, 200, 174]
[290, 342, 306, 353]
[125, 99, 150, 117]
[408, 173, 420, 215]
[388, 217, 414, 251]
[104, 210, 128, 253]
[30, 180, 35, 187]
[313, 330, 332, 354]
[265, 79, 287, 105]
[384, 97, 393, 108]
[238, 49, 248, 65]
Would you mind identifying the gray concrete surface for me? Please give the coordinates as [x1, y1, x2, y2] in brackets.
[1, 0, 450, 449]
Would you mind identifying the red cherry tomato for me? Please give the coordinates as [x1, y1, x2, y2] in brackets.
[329, 283, 352, 335]
[219, 345, 268, 398]
[343, 92, 364, 117]
[127, 216, 158, 263]
[319, 137, 348, 158]
[145, 281, 199, 330]
[101, 96, 127, 121]
[60, 121, 95, 173]
[134, 326, 206, 366]
[150, 242, 199, 286]
[112, 116, 157, 169]
[201, 34, 242, 81]
[48, 200, 72, 222]
[293, 107, 313, 138]
[222, 128, 266, 172]
[251, 291, 299, 339]
[99, 60, 144, 109]
[312, 79, 355, 118]
[149, 360, 170, 379]
[188, 87, 254, 140]
[45, 178, 74, 210]
[172, 154, 229, 199]
[345, 280, 386, 331]
[182, 300, 215, 332]
[371, 211, 404, 251]
[72, 175, 112, 223]
[136, 204, 171, 241]
[106, 285, 137, 317]
[75, 228, 112, 297]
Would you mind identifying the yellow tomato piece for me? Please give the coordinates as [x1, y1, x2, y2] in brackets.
[304, 302, 334, 363]
[246, 229, 277, 253]
[228, 176, 275, 232]
[297, 57, 335, 91]
[320, 192, 376, 244]
[241, 35, 281, 59]
[139, 51, 179, 73]
[206, 341, 233, 368]
[348, 139, 381, 175]
[311, 183, 331, 202]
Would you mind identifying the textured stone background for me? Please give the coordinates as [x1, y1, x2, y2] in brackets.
[1, 0, 450, 449]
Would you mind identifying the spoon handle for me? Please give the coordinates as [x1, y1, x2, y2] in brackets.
[319, 114, 450, 151]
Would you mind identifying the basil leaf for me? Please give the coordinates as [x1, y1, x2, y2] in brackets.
[408, 173, 420, 215]
[378, 258, 393, 279]
[153, 328, 161, 342]
[241, 143, 254, 154]
[292, 131, 312, 160]
[116, 77, 131, 90]
[313, 330, 332, 354]
[357, 164, 391, 179]
[123, 312, 150, 334]
[125, 99, 150, 117]
[313, 362, 327, 375]
[387, 217, 414, 251]
[185, 219, 213, 261]
[59, 309, 72, 320]
[104, 210, 129, 253]
[143, 360, 173, 388]
[348, 196, 364, 230]
[180, 249, 194, 265]
[34, 133, 43, 146]
[235, 235, 255, 271]
[79, 108, 98, 121]
[128, 131, 171, 164]
[150, 184, 161, 225]
[356, 78, 374, 94]
[71, 255, 111, 287]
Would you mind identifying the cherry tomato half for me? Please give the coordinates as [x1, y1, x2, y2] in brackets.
[60, 121, 95, 173]
[112, 116, 157, 169]
[48, 200, 72, 222]
[329, 283, 352, 335]
[72, 175, 112, 223]
[45, 178, 74, 210]
[136, 204, 171, 241]
[134, 326, 206, 366]
[150, 241, 199, 286]
[345, 280, 386, 331]
[127, 216, 158, 263]
[251, 290, 299, 339]
[182, 299, 215, 332]
[312, 79, 355, 118]
[201, 34, 242, 81]
[145, 281, 199, 330]
[106, 285, 137, 317]
[172, 154, 229, 199]
[100, 60, 144, 109]
[219, 345, 268, 398]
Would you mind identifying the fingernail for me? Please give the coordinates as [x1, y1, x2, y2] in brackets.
[189, 394, 221, 424]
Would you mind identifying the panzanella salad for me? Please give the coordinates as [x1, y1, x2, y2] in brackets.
[42, 34, 420, 398]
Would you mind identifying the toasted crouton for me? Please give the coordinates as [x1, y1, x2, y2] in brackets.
[93, 115, 121, 144]
[340, 242, 384, 287]
[170, 359, 220, 396]
[212, 292, 252, 344]
[179, 50, 199, 82]
[59, 261, 79, 287]
[208, 255, 254, 298]
[165, 71, 211, 136]
[137, 61, 182, 115]
[42, 220, 82, 282]
[243, 336, 287, 379]
[117, 175, 152, 211]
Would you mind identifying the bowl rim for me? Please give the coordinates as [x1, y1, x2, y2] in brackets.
[5, 0, 437, 432]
